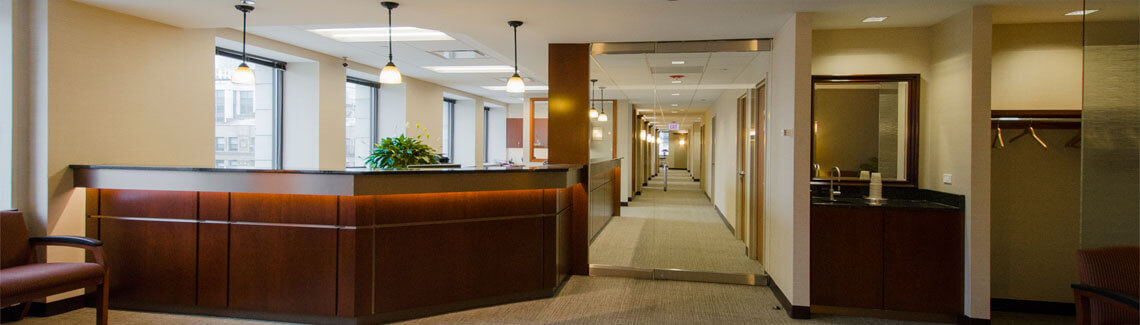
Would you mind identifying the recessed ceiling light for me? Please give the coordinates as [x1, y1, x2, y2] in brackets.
[424, 65, 515, 73]
[671, 104, 679, 107]
[483, 85, 549, 91]
[671, 60, 685, 65]
[429, 50, 486, 59]
[309, 27, 454, 42]
[671, 110, 679, 113]
[861, 17, 888, 23]
[671, 80, 682, 84]
[671, 93, 681, 96]
[1065, 9, 1098, 15]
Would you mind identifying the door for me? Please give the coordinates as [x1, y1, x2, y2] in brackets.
[710, 117, 716, 203]
[749, 83, 766, 260]
[736, 94, 748, 242]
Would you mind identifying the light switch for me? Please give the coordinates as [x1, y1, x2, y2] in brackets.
[782, 129, 792, 136]
[942, 174, 953, 185]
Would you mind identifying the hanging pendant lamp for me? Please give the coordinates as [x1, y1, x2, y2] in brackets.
[597, 86, 609, 122]
[589, 79, 599, 118]
[506, 21, 526, 93]
[231, 1, 256, 85]
[379, 1, 403, 84]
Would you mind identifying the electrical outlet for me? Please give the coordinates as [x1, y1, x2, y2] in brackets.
[942, 174, 953, 185]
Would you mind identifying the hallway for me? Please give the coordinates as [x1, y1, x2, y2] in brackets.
[589, 168, 764, 275]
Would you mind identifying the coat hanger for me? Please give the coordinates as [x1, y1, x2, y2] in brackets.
[1029, 124, 1048, 149]
[991, 124, 1005, 149]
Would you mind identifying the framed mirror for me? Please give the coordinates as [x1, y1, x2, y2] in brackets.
[529, 98, 549, 162]
[811, 74, 919, 187]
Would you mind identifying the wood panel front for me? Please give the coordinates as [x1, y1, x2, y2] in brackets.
[374, 190, 544, 225]
[100, 189, 196, 219]
[100, 218, 198, 306]
[197, 222, 228, 308]
[883, 209, 963, 314]
[228, 224, 338, 316]
[810, 206, 883, 309]
[374, 218, 545, 313]
[230, 193, 338, 225]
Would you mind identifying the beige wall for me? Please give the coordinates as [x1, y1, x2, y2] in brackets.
[812, 8, 993, 317]
[764, 12, 813, 307]
[992, 23, 1082, 110]
[991, 129, 1080, 303]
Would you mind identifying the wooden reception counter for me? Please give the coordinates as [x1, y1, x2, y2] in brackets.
[71, 164, 582, 324]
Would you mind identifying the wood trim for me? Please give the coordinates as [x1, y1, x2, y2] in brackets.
[751, 82, 766, 261]
[529, 97, 549, 162]
[990, 298, 1075, 316]
[770, 279, 811, 319]
[810, 74, 921, 188]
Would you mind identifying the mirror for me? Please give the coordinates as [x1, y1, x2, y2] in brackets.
[530, 98, 549, 161]
[811, 74, 919, 186]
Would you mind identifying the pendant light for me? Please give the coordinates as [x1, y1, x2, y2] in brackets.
[597, 86, 609, 122]
[231, 1, 256, 85]
[589, 79, 599, 118]
[379, 2, 402, 84]
[506, 21, 526, 93]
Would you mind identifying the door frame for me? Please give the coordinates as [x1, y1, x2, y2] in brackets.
[736, 94, 748, 242]
[709, 116, 716, 204]
[749, 80, 767, 261]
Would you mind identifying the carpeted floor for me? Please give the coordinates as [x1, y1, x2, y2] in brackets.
[8, 276, 1072, 324]
[589, 168, 764, 275]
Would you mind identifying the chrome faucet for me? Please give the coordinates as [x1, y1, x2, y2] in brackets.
[829, 166, 842, 201]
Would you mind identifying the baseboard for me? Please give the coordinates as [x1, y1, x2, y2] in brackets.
[769, 280, 810, 319]
[714, 205, 735, 236]
[991, 298, 1074, 316]
[635, 191, 641, 196]
[0, 294, 88, 322]
[692, 178, 700, 182]
[956, 315, 991, 325]
[668, 167, 686, 170]
[620, 201, 629, 206]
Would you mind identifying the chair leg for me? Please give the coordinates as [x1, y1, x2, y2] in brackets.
[95, 276, 109, 325]
[17, 302, 31, 320]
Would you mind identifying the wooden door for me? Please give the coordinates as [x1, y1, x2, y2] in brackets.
[736, 95, 747, 241]
[750, 84, 766, 260]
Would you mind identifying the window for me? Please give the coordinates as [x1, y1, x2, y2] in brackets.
[214, 90, 225, 122]
[214, 49, 284, 169]
[345, 78, 379, 167]
[483, 106, 490, 163]
[215, 160, 225, 168]
[442, 99, 456, 160]
[237, 91, 254, 116]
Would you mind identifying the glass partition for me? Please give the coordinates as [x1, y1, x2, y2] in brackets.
[529, 98, 549, 161]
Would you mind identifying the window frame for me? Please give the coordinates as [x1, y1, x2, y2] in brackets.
[214, 48, 286, 169]
[442, 98, 456, 160]
[483, 106, 490, 164]
[345, 77, 381, 168]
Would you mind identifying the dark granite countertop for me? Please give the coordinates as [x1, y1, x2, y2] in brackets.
[70, 164, 580, 175]
[810, 196, 960, 210]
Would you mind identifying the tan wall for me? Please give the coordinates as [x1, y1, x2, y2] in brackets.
[34, 0, 216, 300]
[991, 129, 1080, 303]
[989, 22, 1083, 304]
[991, 23, 1082, 110]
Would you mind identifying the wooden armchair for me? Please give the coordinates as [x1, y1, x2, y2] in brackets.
[1073, 246, 1138, 325]
[0, 210, 109, 324]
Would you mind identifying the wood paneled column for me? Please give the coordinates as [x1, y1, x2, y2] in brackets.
[547, 43, 590, 275]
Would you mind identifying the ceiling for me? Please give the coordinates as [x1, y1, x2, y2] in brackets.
[591, 51, 768, 128]
[74, 0, 1132, 105]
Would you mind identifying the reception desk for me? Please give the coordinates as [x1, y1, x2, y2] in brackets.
[71, 164, 582, 324]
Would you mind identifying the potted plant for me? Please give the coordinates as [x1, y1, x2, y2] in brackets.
[364, 124, 440, 169]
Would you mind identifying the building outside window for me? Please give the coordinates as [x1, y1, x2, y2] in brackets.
[441, 99, 456, 160]
[214, 49, 284, 169]
[345, 78, 379, 167]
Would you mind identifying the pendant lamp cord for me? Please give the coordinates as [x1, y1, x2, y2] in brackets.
[242, 11, 248, 63]
[387, 7, 394, 62]
[513, 26, 519, 74]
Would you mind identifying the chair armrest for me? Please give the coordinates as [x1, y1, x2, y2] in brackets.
[1072, 284, 1140, 309]
[29, 236, 103, 247]
[28, 236, 106, 266]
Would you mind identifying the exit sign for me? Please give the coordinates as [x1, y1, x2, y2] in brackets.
[668, 123, 680, 130]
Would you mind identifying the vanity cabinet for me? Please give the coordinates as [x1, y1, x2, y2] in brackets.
[810, 205, 963, 315]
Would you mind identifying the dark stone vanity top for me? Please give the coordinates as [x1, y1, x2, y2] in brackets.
[809, 185, 965, 211]
[810, 196, 960, 210]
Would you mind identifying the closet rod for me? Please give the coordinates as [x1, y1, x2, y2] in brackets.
[991, 117, 1080, 123]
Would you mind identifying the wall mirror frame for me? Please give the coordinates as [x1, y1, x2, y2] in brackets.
[529, 97, 549, 162]
[811, 74, 920, 187]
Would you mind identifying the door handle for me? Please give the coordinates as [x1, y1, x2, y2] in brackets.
[738, 171, 745, 176]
